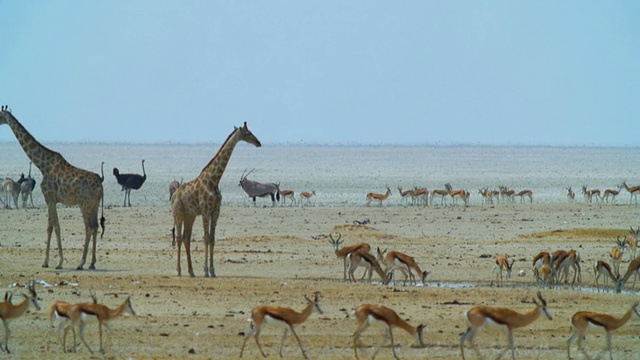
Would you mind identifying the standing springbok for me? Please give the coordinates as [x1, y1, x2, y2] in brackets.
[238, 169, 280, 206]
[329, 232, 371, 281]
[0, 281, 41, 353]
[366, 187, 391, 207]
[280, 189, 296, 206]
[299, 190, 315, 206]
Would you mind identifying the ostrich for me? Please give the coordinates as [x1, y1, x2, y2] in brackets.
[113, 159, 147, 207]
[18, 161, 37, 208]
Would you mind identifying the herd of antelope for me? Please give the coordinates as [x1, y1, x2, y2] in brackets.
[490, 226, 640, 295]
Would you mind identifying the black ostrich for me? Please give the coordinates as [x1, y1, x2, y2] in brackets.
[113, 159, 147, 207]
[17, 162, 37, 208]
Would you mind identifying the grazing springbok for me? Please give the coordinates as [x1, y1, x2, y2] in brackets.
[460, 292, 552, 360]
[532, 251, 553, 287]
[376, 247, 429, 285]
[615, 255, 640, 293]
[365, 187, 391, 207]
[554, 249, 582, 285]
[347, 249, 390, 284]
[493, 255, 515, 287]
[238, 169, 280, 206]
[329, 232, 371, 281]
[299, 190, 315, 206]
[567, 302, 640, 360]
[593, 260, 618, 293]
[280, 189, 296, 206]
[240, 292, 322, 359]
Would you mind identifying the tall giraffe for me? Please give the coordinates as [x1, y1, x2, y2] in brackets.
[0, 106, 104, 270]
[172, 122, 261, 277]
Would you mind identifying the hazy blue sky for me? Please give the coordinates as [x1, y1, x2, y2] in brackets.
[1, 1, 638, 145]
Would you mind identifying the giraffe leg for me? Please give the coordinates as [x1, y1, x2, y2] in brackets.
[183, 218, 196, 277]
[202, 215, 211, 277]
[45, 201, 65, 269]
[208, 195, 221, 278]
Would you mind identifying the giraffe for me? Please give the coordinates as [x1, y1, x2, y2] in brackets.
[172, 122, 261, 277]
[0, 106, 105, 269]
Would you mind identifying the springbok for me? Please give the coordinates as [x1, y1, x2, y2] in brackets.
[622, 181, 640, 206]
[329, 232, 371, 281]
[299, 190, 315, 206]
[238, 169, 280, 206]
[397, 187, 415, 206]
[280, 189, 296, 206]
[365, 187, 391, 207]
[602, 185, 623, 203]
[566, 187, 575, 202]
[627, 226, 639, 261]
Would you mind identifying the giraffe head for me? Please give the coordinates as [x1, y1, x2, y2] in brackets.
[0, 105, 12, 124]
[236, 122, 262, 148]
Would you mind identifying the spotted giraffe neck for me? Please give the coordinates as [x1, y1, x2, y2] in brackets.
[196, 127, 242, 190]
[1, 111, 61, 174]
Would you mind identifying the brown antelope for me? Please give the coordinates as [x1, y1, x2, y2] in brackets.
[460, 292, 552, 360]
[554, 249, 582, 285]
[615, 255, 640, 293]
[582, 185, 601, 203]
[514, 189, 533, 203]
[609, 236, 626, 276]
[493, 255, 515, 287]
[445, 183, 467, 206]
[499, 185, 515, 204]
[347, 249, 390, 284]
[77, 296, 136, 354]
[622, 181, 640, 206]
[329, 232, 371, 280]
[376, 247, 429, 285]
[627, 226, 639, 261]
[602, 185, 622, 203]
[566, 187, 575, 202]
[240, 292, 322, 359]
[532, 251, 553, 287]
[299, 190, 315, 206]
[479, 188, 494, 205]
[593, 260, 618, 293]
[366, 187, 391, 207]
[430, 188, 449, 206]
[353, 304, 425, 360]
[567, 302, 640, 360]
[49, 294, 98, 353]
[397, 187, 415, 206]
[412, 187, 429, 206]
[0, 281, 41, 353]
[279, 189, 296, 206]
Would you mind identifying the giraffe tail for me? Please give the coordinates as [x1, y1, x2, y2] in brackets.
[100, 189, 106, 239]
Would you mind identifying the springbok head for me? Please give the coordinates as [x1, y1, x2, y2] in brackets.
[328, 232, 343, 250]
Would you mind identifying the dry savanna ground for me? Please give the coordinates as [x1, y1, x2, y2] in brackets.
[1, 202, 640, 359]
